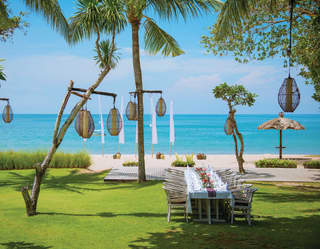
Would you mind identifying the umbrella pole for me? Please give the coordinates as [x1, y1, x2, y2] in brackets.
[152, 144, 154, 158]
[169, 142, 172, 157]
[118, 143, 120, 153]
[134, 143, 137, 158]
[279, 129, 283, 159]
[102, 143, 104, 157]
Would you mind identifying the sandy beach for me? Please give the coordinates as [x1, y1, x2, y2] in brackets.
[89, 153, 315, 171]
[89, 154, 320, 182]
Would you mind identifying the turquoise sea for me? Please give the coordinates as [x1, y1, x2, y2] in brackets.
[0, 114, 319, 155]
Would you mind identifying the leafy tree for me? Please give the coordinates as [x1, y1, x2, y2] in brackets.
[21, 0, 125, 216]
[0, 0, 28, 42]
[101, 0, 222, 182]
[202, 0, 320, 102]
[0, 59, 6, 81]
[213, 83, 257, 174]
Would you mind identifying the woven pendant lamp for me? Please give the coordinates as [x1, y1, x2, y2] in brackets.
[156, 96, 166, 117]
[278, 77, 300, 112]
[107, 107, 122, 136]
[2, 104, 13, 123]
[224, 117, 232, 135]
[126, 101, 137, 120]
[74, 109, 95, 139]
[278, 0, 300, 112]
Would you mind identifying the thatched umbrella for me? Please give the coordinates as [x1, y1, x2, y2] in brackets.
[258, 112, 305, 159]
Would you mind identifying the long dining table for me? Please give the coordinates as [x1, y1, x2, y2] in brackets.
[184, 166, 234, 224]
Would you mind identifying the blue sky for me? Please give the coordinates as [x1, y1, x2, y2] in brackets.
[1, 1, 319, 114]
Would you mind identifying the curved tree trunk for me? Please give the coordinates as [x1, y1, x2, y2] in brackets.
[130, 18, 146, 182]
[228, 103, 245, 174]
[21, 26, 116, 216]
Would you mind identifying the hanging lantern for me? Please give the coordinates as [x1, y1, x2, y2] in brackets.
[126, 101, 137, 120]
[224, 117, 232, 135]
[156, 97, 166, 117]
[278, 77, 300, 112]
[277, 0, 300, 113]
[2, 103, 13, 123]
[107, 107, 122, 136]
[74, 109, 95, 139]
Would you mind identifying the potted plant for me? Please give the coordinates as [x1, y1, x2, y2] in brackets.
[156, 152, 165, 159]
[113, 152, 121, 159]
[197, 153, 207, 160]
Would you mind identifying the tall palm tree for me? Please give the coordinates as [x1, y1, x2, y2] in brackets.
[21, 0, 126, 216]
[107, 0, 222, 182]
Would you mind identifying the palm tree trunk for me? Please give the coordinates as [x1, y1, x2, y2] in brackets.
[130, 19, 146, 182]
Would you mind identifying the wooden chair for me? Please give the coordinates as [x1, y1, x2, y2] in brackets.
[230, 187, 257, 225]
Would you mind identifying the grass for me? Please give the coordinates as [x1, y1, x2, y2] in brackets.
[0, 150, 91, 170]
[122, 161, 139, 166]
[0, 169, 320, 249]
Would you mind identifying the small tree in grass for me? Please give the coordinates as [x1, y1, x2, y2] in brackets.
[213, 83, 257, 174]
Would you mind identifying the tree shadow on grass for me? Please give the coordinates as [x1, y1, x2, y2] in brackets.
[37, 211, 166, 219]
[0, 169, 160, 194]
[0, 241, 52, 249]
[128, 215, 320, 249]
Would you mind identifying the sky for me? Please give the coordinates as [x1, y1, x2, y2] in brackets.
[1, 1, 319, 114]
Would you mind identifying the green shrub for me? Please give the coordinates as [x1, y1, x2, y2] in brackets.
[255, 158, 297, 168]
[171, 160, 195, 167]
[303, 160, 320, 169]
[0, 151, 91, 170]
[122, 161, 139, 166]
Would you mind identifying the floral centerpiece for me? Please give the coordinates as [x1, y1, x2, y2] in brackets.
[195, 167, 214, 188]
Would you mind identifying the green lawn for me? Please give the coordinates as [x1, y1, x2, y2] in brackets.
[0, 169, 319, 249]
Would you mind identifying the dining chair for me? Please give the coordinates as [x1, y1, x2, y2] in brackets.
[162, 183, 188, 222]
[230, 187, 258, 225]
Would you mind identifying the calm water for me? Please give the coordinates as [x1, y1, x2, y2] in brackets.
[0, 114, 319, 155]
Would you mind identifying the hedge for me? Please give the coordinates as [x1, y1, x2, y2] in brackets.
[303, 160, 320, 169]
[255, 158, 297, 168]
[122, 161, 139, 167]
[0, 151, 91, 170]
[171, 160, 195, 167]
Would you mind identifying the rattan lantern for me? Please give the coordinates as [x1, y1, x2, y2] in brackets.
[74, 109, 95, 139]
[2, 103, 13, 123]
[126, 101, 137, 120]
[107, 107, 122, 136]
[278, 77, 300, 112]
[277, 0, 300, 112]
[224, 117, 232, 135]
[156, 96, 166, 117]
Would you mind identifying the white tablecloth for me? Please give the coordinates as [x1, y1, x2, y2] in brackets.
[184, 166, 234, 213]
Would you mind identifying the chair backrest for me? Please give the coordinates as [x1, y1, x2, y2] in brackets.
[234, 187, 258, 208]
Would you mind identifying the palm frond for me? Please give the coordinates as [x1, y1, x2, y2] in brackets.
[93, 40, 120, 69]
[24, 0, 69, 39]
[0, 59, 6, 81]
[147, 0, 223, 21]
[215, 0, 277, 39]
[143, 16, 184, 57]
[69, 0, 127, 44]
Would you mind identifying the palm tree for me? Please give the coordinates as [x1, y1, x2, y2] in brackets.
[21, 0, 126, 216]
[0, 59, 6, 81]
[215, 0, 278, 39]
[100, 0, 223, 182]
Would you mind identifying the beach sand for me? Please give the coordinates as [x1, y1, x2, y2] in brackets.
[89, 153, 314, 171]
[89, 154, 320, 182]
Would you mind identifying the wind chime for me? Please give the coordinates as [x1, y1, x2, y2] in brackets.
[71, 87, 122, 139]
[278, 0, 300, 112]
[0, 98, 13, 123]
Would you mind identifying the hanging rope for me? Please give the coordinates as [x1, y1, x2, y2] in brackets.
[287, 0, 295, 77]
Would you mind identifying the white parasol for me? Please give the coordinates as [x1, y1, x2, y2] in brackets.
[118, 96, 125, 153]
[150, 95, 158, 157]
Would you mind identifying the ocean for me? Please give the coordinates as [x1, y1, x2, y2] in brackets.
[0, 114, 319, 155]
